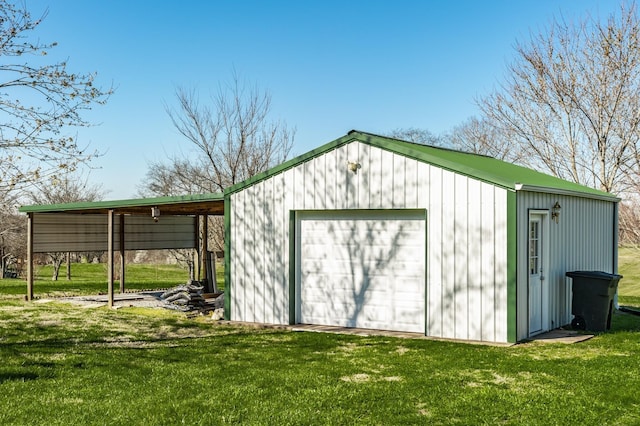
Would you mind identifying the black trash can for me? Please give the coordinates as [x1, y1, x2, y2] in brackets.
[565, 271, 622, 331]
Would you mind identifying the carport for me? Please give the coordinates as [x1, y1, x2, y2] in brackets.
[19, 193, 224, 307]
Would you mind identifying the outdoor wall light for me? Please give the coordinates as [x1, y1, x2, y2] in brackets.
[151, 206, 160, 222]
[551, 201, 561, 224]
[347, 161, 361, 173]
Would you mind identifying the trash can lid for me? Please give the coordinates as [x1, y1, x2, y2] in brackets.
[565, 270, 623, 279]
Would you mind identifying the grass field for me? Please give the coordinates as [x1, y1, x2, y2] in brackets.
[0, 262, 224, 297]
[0, 299, 638, 424]
[618, 246, 640, 302]
[0, 254, 637, 424]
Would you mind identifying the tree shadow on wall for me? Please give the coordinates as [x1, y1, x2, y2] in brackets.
[313, 216, 410, 329]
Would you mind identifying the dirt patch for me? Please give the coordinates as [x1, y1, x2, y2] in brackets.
[57, 292, 167, 309]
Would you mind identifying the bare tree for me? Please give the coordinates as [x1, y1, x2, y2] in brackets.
[619, 198, 640, 247]
[447, 116, 522, 161]
[138, 158, 206, 197]
[140, 73, 295, 255]
[479, 3, 640, 194]
[0, 195, 24, 278]
[169, 249, 196, 281]
[144, 73, 295, 196]
[0, 1, 112, 193]
[28, 172, 106, 280]
[28, 173, 106, 206]
[386, 127, 444, 147]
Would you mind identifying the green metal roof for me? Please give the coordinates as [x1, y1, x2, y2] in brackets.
[226, 130, 619, 201]
[19, 192, 225, 215]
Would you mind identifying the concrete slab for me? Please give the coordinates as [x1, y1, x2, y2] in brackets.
[55, 292, 166, 309]
[288, 324, 513, 346]
[225, 322, 593, 345]
[527, 329, 594, 344]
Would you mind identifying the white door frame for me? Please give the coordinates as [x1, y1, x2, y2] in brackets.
[528, 210, 550, 336]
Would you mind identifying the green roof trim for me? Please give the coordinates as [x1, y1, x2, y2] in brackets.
[225, 131, 619, 202]
[19, 192, 224, 213]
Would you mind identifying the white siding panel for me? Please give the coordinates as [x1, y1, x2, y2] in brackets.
[393, 154, 406, 208]
[480, 183, 496, 340]
[255, 181, 266, 323]
[231, 189, 245, 321]
[427, 166, 443, 337]
[467, 178, 483, 341]
[293, 158, 305, 211]
[325, 149, 337, 209]
[369, 146, 383, 209]
[315, 153, 327, 210]
[282, 168, 295, 322]
[358, 143, 371, 209]
[494, 189, 509, 342]
[243, 184, 257, 323]
[380, 149, 395, 207]
[303, 159, 315, 209]
[346, 142, 360, 209]
[417, 163, 430, 208]
[441, 169, 456, 339]
[454, 174, 469, 340]
[335, 146, 349, 210]
[268, 174, 281, 324]
[405, 157, 419, 208]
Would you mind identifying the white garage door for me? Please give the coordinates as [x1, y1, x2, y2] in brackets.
[296, 210, 426, 333]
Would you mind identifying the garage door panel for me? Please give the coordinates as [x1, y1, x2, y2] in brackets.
[393, 293, 422, 304]
[360, 305, 389, 320]
[297, 210, 426, 334]
[393, 279, 423, 293]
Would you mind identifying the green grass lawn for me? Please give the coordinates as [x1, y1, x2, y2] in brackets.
[618, 246, 640, 306]
[0, 300, 638, 425]
[0, 262, 225, 297]
[0, 252, 637, 423]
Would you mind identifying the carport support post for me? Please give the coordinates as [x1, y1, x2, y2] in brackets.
[119, 214, 125, 293]
[201, 215, 208, 284]
[107, 209, 115, 308]
[195, 215, 201, 281]
[26, 213, 34, 301]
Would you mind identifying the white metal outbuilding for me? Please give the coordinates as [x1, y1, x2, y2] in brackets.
[224, 131, 620, 344]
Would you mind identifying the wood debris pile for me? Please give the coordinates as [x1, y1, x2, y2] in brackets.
[160, 281, 225, 317]
[160, 282, 207, 311]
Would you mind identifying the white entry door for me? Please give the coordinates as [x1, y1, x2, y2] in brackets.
[528, 212, 549, 335]
[296, 210, 426, 333]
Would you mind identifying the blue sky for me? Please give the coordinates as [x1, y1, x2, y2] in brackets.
[28, 0, 614, 200]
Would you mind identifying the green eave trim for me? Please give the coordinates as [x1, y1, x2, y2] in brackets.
[506, 191, 517, 343]
[224, 130, 617, 202]
[18, 193, 224, 213]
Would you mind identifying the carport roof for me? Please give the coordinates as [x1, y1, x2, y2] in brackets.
[18, 192, 224, 215]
